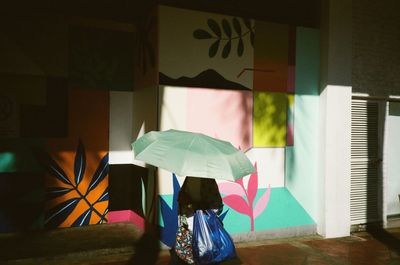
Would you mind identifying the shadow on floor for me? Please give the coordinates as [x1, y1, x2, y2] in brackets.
[128, 231, 161, 265]
[367, 227, 400, 255]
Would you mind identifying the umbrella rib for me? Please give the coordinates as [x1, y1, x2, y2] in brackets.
[179, 136, 198, 176]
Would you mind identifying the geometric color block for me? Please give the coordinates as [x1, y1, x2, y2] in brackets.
[0, 172, 45, 232]
[253, 91, 287, 147]
[20, 77, 68, 137]
[159, 6, 254, 90]
[245, 148, 285, 188]
[0, 138, 44, 173]
[285, 27, 320, 222]
[109, 164, 146, 215]
[287, 26, 296, 93]
[69, 26, 134, 91]
[295, 27, 320, 96]
[0, 73, 47, 105]
[108, 210, 145, 231]
[109, 91, 134, 165]
[0, 16, 68, 77]
[187, 87, 253, 152]
[253, 21, 289, 92]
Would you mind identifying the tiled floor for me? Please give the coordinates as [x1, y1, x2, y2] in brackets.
[1, 224, 399, 265]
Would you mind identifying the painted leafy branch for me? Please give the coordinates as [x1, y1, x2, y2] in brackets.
[159, 173, 180, 247]
[159, 174, 229, 247]
[41, 140, 109, 228]
[193, 17, 255, 58]
[218, 163, 271, 231]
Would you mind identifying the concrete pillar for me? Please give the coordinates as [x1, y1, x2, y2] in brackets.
[318, 0, 352, 238]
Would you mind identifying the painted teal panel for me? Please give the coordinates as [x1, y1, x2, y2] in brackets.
[223, 188, 315, 234]
[0, 138, 44, 172]
[295, 27, 320, 96]
[285, 27, 320, 222]
[159, 187, 315, 235]
[0, 152, 15, 172]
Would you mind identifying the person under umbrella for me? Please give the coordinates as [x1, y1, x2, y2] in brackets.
[132, 130, 251, 264]
[169, 177, 240, 265]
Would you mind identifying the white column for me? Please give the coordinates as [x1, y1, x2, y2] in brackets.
[318, 86, 352, 238]
[318, 0, 352, 238]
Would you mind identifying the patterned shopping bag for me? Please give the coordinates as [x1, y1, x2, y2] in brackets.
[174, 215, 195, 264]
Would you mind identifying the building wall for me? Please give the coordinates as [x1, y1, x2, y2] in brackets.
[352, 0, 400, 97]
[352, 0, 400, 223]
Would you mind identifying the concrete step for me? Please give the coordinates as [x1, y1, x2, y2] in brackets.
[0, 223, 143, 265]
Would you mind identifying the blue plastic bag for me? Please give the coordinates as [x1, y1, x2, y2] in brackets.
[192, 209, 237, 265]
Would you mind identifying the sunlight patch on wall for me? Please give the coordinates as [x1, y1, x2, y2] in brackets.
[253, 91, 287, 147]
[109, 151, 134, 165]
[159, 86, 188, 131]
[109, 91, 133, 165]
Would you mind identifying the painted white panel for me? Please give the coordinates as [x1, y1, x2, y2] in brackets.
[158, 168, 186, 195]
[386, 102, 400, 215]
[109, 91, 134, 164]
[158, 86, 188, 194]
[159, 6, 253, 89]
[159, 86, 188, 131]
[245, 148, 285, 188]
[158, 147, 285, 194]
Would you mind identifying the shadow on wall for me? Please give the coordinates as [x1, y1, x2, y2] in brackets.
[367, 102, 384, 233]
[0, 172, 45, 233]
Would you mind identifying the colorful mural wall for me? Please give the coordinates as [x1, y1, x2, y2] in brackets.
[0, 14, 137, 231]
[154, 6, 319, 246]
[0, 5, 320, 243]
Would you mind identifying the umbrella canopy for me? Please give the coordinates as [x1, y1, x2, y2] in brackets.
[132, 129, 255, 181]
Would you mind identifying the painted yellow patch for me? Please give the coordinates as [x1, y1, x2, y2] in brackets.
[253, 91, 287, 147]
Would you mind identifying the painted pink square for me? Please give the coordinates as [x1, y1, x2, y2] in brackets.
[187, 88, 253, 152]
[108, 210, 145, 231]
